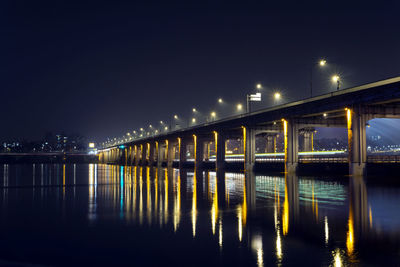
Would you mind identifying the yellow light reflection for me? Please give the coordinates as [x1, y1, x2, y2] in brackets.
[282, 176, 289, 236]
[211, 175, 218, 235]
[173, 171, 181, 232]
[164, 169, 168, 224]
[155, 168, 158, 215]
[312, 183, 319, 220]
[146, 167, 152, 225]
[332, 248, 343, 267]
[346, 205, 354, 255]
[237, 206, 243, 242]
[276, 230, 282, 261]
[252, 235, 264, 267]
[192, 171, 197, 237]
[369, 205, 373, 228]
[139, 167, 143, 225]
[218, 219, 223, 248]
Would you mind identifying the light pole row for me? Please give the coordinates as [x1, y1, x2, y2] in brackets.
[103, 66, 343, 148]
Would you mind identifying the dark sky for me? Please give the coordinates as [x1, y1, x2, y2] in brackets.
[1, 0, 400, 142]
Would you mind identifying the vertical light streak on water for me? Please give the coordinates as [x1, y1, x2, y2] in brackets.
[325, 216, 329, 244]
[139, 167, 143, 225]
[164, 169, 168, 225]
[146, 167, 152, 225]
[192, 171, 197, 238]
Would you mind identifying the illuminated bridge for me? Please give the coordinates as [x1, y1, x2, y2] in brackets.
[98, 76, 400, 175]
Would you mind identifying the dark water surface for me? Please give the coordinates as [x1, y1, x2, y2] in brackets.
[0, 164, 399, 266]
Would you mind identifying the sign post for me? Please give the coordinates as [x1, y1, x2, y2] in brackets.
[246, 92, 261, 113]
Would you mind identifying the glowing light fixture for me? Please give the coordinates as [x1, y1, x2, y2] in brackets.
[332, 75, 340, 82]
[274, 92, 281, 100]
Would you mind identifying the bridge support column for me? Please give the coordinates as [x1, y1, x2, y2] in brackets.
[244, 127, 256, 171]
[284, 119, 299, 174]
[347, 107, 367, 176]
[134, 145, 139, 166]
[167, 140, 175, 168]
[194, 136, 204, 168]
[215, 132, 226, 170]
[139, 144, 145, 165]
[178, 138, 187, 168]
[155, 142, 161, 166]
[149, 143, 155, 166]
[203, 141, 211, 162]
[265, 134, 277, 153]
[303, 131, 314, 152]
[245, 170, 256, 210]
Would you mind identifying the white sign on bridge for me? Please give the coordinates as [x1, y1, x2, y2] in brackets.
[249, 92, 261, 101]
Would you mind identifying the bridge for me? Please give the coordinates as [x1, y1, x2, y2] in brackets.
[98, 76, 400, 175]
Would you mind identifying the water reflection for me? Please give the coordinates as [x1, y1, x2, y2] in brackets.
[0, 164, 399, 266]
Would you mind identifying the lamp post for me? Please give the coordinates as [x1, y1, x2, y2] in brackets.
[332, 75, 340, 90]
[310, 59, 327, 97]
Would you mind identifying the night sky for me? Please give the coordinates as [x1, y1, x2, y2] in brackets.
[1, 1, 400, 142]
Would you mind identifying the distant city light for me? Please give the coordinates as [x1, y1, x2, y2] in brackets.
[192, 118, 196, 123]
[319, 59, 327, 66]
[237, 103, 243, 111]
[211, 111, 216, 117]
[192, 108, 196, 112]
[218, 98, 223, 103]
[88, 143, 95, 148]
[274, 92, 281, 100]
[256, 83, 262, 89]
[174, 115, 178, 119]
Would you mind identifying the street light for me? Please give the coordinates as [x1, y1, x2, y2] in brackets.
[274, 92, 281, 101]
[218, 98, 223, 103]
[192, 108, 196, 112]
[174, 115, 178, 119]
[192, 118, 196, 123]
[237, 103, 243, 111]
[210, 111, 216, 121]
[310, 58, 327, 97]
[332, 75, 340, 90]
[256, 83, 262, 89]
